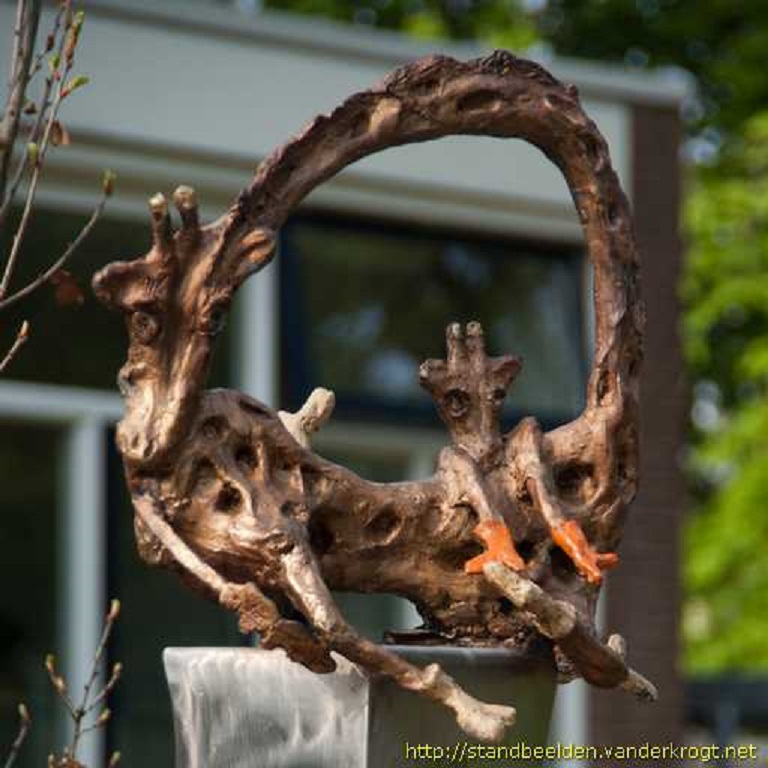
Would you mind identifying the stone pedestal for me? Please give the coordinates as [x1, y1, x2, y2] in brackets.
[164, 645, 556, 767]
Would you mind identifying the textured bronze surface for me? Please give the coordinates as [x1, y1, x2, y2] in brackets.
[93, 51, 654, 741]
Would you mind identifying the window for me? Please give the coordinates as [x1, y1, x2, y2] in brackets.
[280, 215, 587, 429]
[0, 422, 60, 767]
[281, 214, 588, 643]
[0, 208, 233, 390]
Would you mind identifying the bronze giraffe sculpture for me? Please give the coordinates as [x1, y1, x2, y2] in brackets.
[93, 51, 656, 742]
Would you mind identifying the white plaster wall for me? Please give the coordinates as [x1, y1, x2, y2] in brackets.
[0, 0, 646, 239]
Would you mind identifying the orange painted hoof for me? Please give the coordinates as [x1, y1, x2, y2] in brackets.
[596, 552, 619, 571]
[465, 519, 525, 575]
[551, 519, 619, 585]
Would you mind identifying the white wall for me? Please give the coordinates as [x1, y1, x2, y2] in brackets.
[0, 0, 656, 240]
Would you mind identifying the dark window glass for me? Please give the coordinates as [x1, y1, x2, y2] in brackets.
[0, 422, 60, 767]
[281, 216, 586, 427]
[0, 207, 232, 390]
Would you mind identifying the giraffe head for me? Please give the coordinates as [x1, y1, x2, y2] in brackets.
[92, 187, 275, 467]
[420, 322, 521, 461]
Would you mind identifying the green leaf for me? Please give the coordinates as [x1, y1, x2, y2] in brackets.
[102, 169, 117, 197]
[63, 75, 90, 97]
[27, 142, 39, 167]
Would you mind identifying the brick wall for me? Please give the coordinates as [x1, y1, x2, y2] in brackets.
[591, 104, 687, 747]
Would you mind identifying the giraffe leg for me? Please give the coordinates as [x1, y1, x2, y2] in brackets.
[280, 543, 516, 742]
[220, 581, 335, 673]
[437, 448, 526, 576]
[133, 494, 333, 672]
[464, 520, 525, 574]
[515, 418, 618, 586]
[549, 518, 619, 586]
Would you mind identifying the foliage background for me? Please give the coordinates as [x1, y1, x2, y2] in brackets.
[260, 0, 768, 672]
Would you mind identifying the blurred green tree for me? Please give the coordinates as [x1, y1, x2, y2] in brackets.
[264, 0, 539, 48]
[262, 0, 768, 671]
[681, 119, 768, 671]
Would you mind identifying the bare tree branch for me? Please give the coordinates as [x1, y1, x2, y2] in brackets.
[84, 661, 122, 715]
[0, 319, 28, 374]
[0, 1, 41, 206]
[43, 601, 123, 765]
[0, 2, 110, 377]
[0, 189, 108, 312]
[0, 4, 66, 235]
[0, 2, 112, 372]
[68, 599, 120, 757]
[0, 6, 81, 301]
[2, 703, 31, 768]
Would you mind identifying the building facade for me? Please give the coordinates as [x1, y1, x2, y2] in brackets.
[0, 1, 687, 764]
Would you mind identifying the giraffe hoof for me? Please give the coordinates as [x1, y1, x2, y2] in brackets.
[456, 699, 517, 743]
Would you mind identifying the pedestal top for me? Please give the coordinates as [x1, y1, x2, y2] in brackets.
[164, 645, 555, 768]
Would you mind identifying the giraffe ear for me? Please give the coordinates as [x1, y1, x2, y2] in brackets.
[233, 228, 277, 282]
[495, 355, 522, 386]
[92, 260, 150, 311]
[418, 359, 446, 393]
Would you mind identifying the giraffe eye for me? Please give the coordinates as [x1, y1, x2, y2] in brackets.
[201, 303, 228, 336]
[444, 389, 470, 418]
[130, 310, 160, 344]
[492, 387, 507, 403]
[208, 308, 226, 335]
